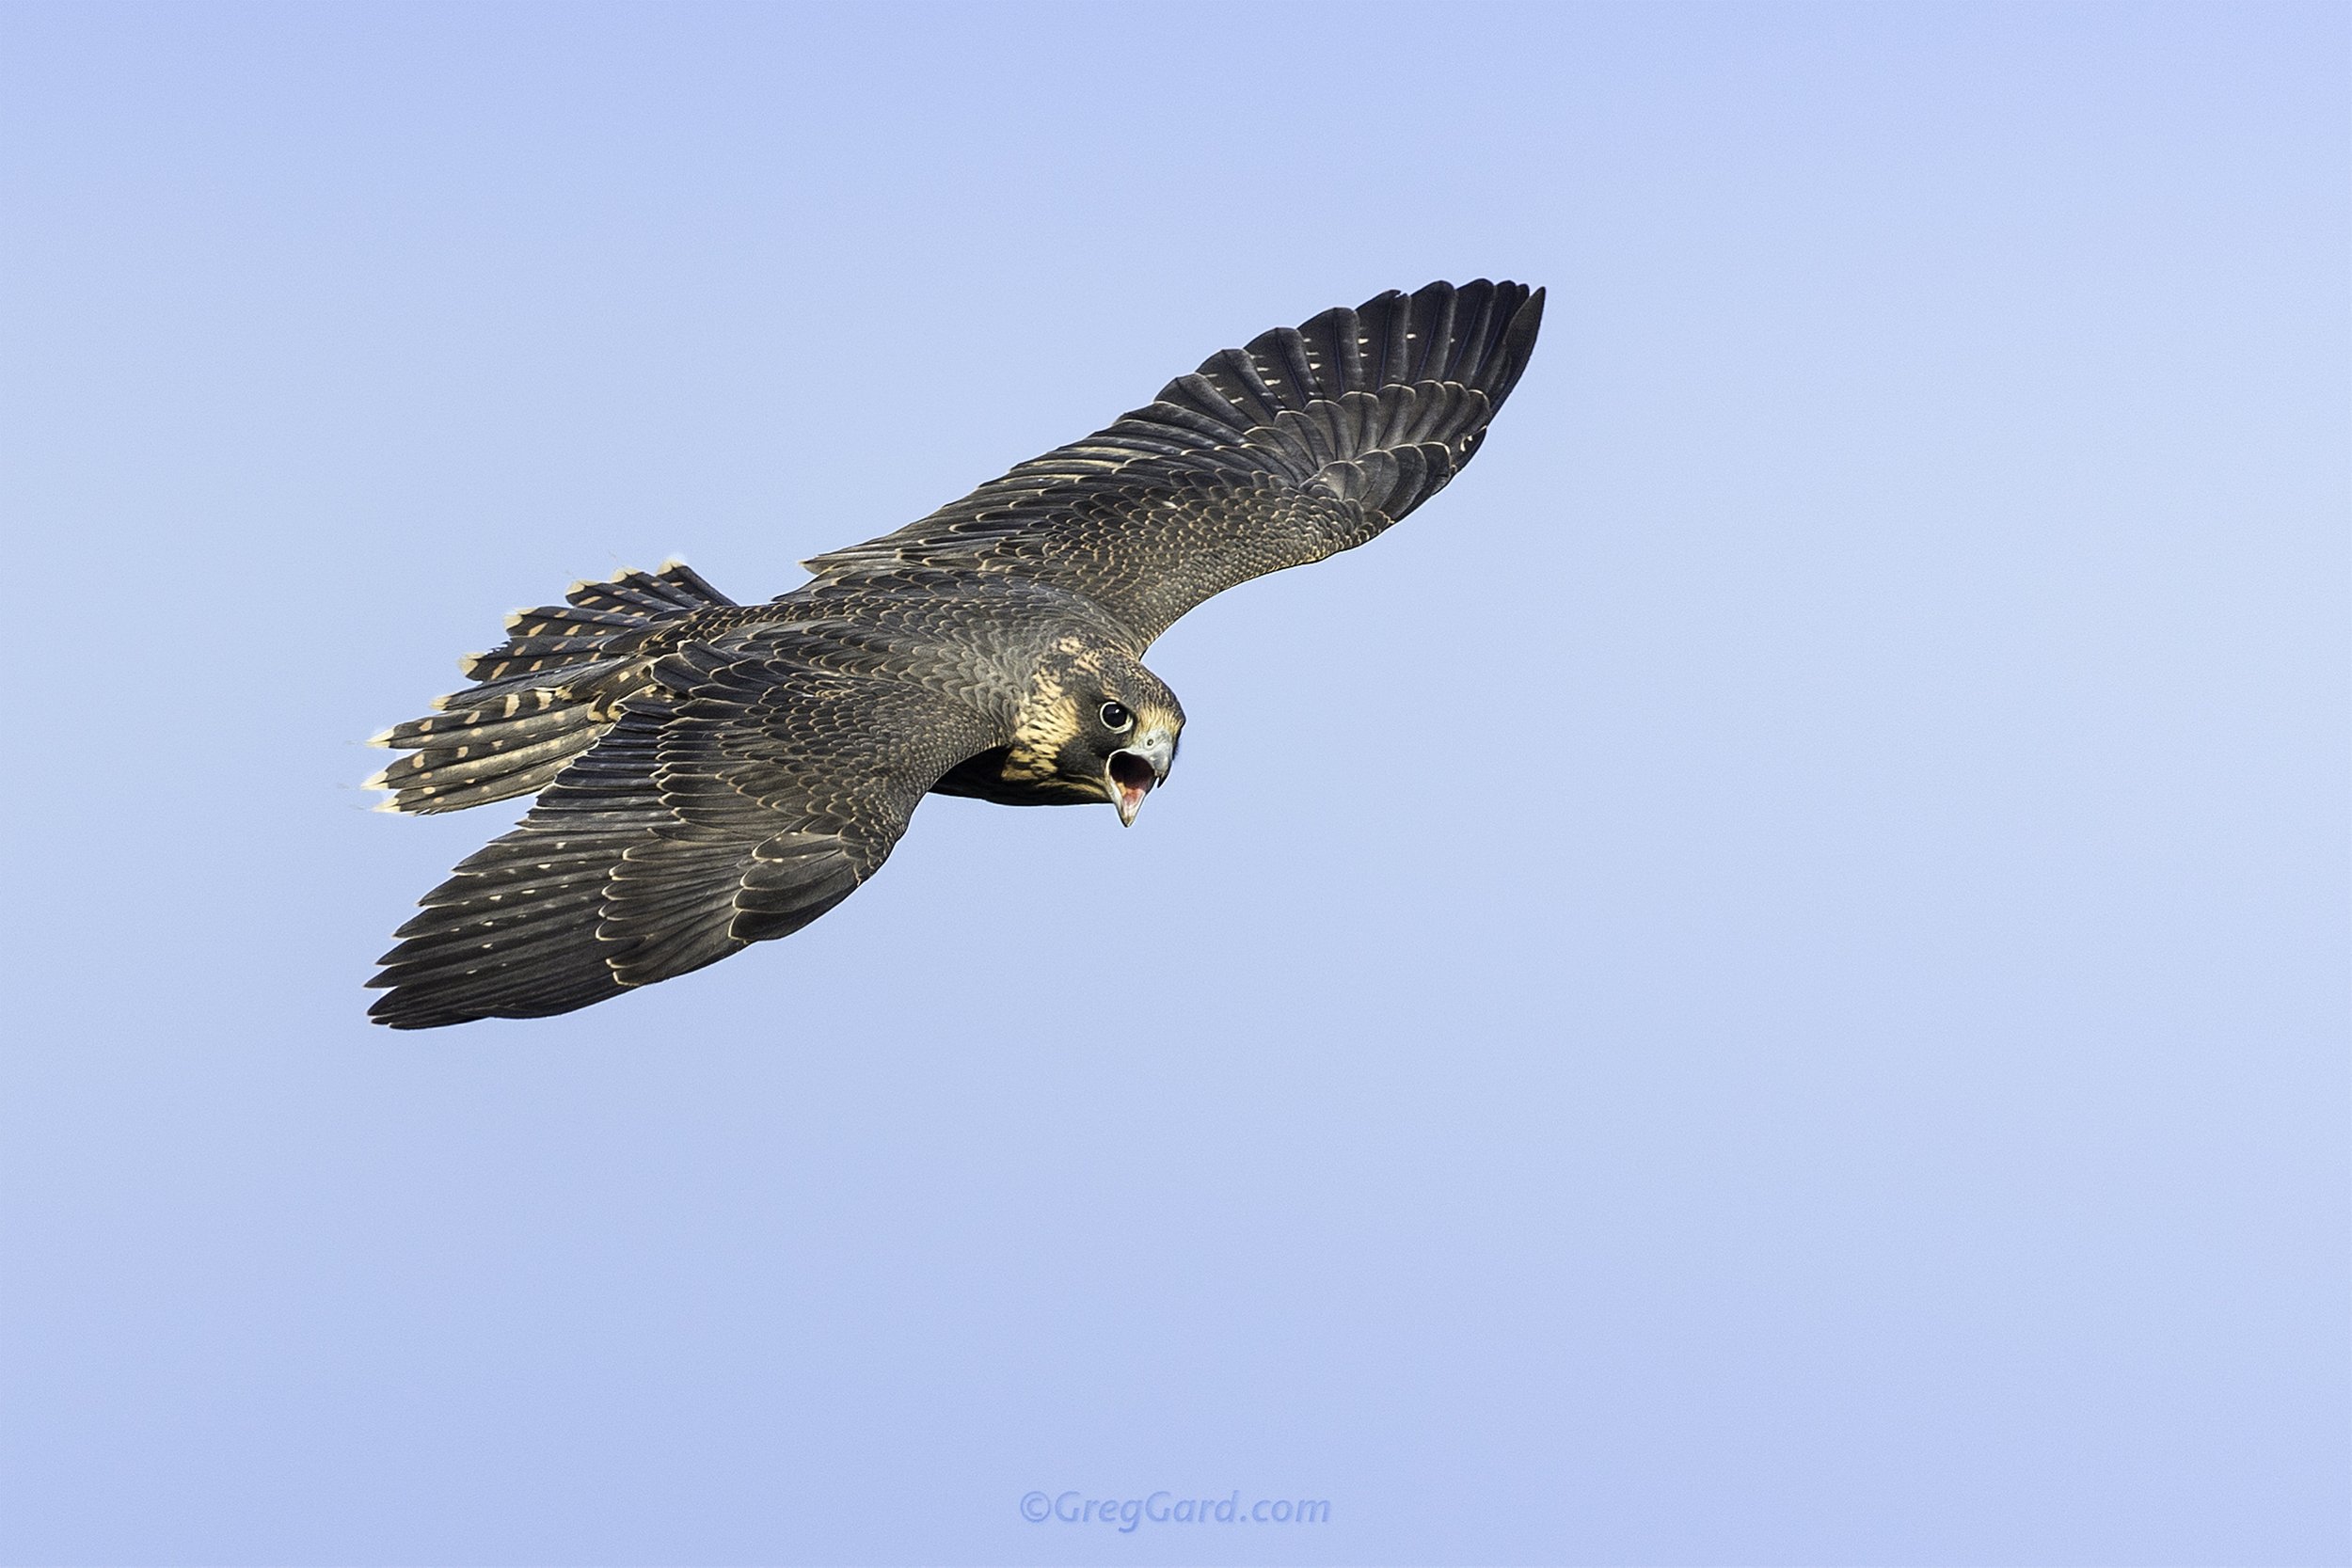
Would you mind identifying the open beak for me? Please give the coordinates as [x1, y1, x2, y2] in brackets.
[1106, 727, 1175, 827]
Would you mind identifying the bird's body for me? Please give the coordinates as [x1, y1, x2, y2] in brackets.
[368, 280, 1544, 1027]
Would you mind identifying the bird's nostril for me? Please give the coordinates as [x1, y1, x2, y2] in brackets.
[1108, 752, 1157, 791]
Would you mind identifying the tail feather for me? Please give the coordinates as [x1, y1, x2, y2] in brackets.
[458, 637, 626, 681]
[564, 560, 732, 617]
[501, 604, 644, 636]
[372, 721, 604, 793]
[366, 561, 733, 816]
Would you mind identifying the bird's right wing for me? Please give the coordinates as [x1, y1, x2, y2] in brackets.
[368, 641, 1000, 1029]
[802, 279, 1545, 646]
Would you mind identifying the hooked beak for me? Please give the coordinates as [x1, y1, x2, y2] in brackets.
[1106, 727, 1174, 827]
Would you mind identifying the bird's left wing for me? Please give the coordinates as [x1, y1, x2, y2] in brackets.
[802, 279, 1545, 646]
[368, 641, 1000, 1028]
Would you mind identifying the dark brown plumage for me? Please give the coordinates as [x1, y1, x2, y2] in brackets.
[367, 279, 1545, 1027]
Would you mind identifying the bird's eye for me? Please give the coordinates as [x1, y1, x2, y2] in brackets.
[1099, 701, 1133, 732]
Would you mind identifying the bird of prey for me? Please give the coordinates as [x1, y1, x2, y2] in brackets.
[366, 279, 1545, 1027]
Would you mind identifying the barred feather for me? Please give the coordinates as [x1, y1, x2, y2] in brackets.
[800, 280, 1543, 644]
[365, 561, 734, 816]
[366, 283, 1545, 1027]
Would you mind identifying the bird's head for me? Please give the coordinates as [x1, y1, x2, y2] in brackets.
[1008, 643, 1184, 825]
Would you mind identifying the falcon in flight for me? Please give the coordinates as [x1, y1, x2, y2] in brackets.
[367, 279, 1546, 1027]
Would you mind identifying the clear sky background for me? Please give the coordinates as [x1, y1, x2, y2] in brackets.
[2, 4, 2344, 1563]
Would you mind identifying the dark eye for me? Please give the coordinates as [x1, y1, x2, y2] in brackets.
[1099, 701, 1132, 732]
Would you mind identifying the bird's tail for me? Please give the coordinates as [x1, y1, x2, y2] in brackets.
[365, 561, 735, 815]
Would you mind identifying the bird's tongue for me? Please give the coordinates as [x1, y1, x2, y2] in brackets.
[1109, 752, 1156, 826]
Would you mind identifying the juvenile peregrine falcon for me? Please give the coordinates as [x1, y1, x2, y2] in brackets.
[367, 279, 1545, 1027]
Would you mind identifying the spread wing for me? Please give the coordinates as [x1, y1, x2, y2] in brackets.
[367, 640, 999, 1028]
[803, 279, 1545, 645]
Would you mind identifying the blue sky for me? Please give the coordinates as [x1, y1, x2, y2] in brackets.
[1, 4, 2344, 1562]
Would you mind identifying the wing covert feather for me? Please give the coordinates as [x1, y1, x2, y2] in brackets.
[367, 647, 1000, 1027]
[803, 279, 1544, 643]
